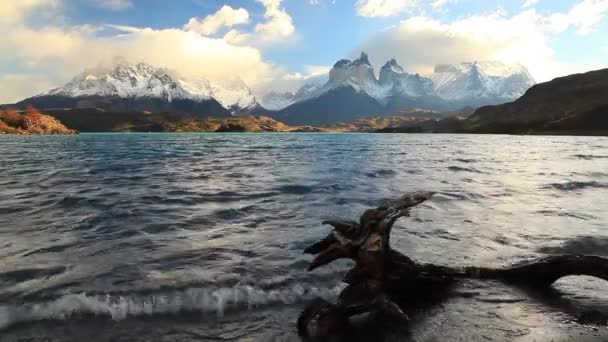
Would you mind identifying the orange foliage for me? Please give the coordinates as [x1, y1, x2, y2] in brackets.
[0, 108, 23, 127]
[23, 105, 44, 128]
[0, 118, 8, 130]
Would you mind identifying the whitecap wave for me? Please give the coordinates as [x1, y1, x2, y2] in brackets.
[0, 283, 346, 331]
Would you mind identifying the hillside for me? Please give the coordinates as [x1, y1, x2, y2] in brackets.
[0, 107, 76, 135]
[468, 68, 608, 134]
[42, 108, 325, 133]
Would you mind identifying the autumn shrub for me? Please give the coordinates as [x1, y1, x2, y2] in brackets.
[23, 105, 45, 129]
[0, 108, 24, 127]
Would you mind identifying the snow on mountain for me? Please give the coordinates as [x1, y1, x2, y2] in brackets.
[42, 60, 257, 112]
[320, 52, 387, 99]
[261, 91, 295, 111]
[280, 54, 535, 110]
[379, 59, 434, 99]
[208, 78, 257, 111]
[260, 78, 324, 110]
[44, 62, 204, 102]
[430, 61, 535, 101]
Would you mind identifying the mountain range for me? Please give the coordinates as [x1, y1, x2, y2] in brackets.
[7, 53, 535, 125]
[5, 66, 606, 135]
[13, 60, 257, 117]
[271, 52, 535, 125]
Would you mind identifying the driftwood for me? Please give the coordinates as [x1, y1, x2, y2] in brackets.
[297, 191, 608, 339]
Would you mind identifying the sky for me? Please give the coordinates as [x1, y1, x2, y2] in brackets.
[0, 0, 607, 103]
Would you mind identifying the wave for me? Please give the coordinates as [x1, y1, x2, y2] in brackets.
[365, 169, 397, 178]
[447, 166, 485, 173]
[543, 181, 608, 191]
[0, 283, 345, 331]
[572, 154, 608, 160]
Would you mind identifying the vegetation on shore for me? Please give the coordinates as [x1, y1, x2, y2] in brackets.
[0, 107, 77, 135]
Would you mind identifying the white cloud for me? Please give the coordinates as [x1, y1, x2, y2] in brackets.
[0, 0, 300, 103]
[354, 4, 607, 83]
[283, 65, 330, 80]
[523, 0, 540, 8]
[92, 0, 133, 11]
[431, 0, 456, 9]
[184, 5, 250, 36]
[0, 24, 279, 103]
[0, 74, 57, 104]
[356, 0, 416, 18]
[223, 29, 251, 44]
[548, 0, 608, 35]
[0, 0, 60, 24]
[255, 0, 295, 41]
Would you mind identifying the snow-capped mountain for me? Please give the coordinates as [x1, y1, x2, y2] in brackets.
[303, 52, 390, 101]
[261, 91, 296, 111]
[272, 52, 535, 125]
[379, 59, 434, 99]
[178, 76, 256, 112]
[34, 60, 257, 114]
[430, 62, 535, 102]
[260, 78, 324, 110]
[44, 62, 205, 102]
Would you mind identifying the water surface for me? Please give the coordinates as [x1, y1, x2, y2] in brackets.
[1, 133, 607, 341]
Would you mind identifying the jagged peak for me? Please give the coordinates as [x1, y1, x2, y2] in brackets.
[382, 58, 398, 68]
[333, 59, 352, 68]
[333, 52, 372, 69]
[352, 51, 371, 67]
[381, 58, 405, 74]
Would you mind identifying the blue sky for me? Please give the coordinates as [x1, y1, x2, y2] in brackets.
[0, 0, 607, 102]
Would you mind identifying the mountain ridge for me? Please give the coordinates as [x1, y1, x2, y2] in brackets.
[272, 52, 535, 125]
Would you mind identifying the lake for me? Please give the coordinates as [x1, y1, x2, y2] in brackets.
[0, 133, 607, 341]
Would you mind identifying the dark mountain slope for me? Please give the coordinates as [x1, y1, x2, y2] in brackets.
[468, 68, 608, 133]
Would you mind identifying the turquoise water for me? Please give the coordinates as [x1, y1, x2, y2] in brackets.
[0, 133, 607, 341]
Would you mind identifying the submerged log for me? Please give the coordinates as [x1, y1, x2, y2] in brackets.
[298, 191, 608, 339]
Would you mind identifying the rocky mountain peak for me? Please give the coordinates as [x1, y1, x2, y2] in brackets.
[352, 52, 371, 67]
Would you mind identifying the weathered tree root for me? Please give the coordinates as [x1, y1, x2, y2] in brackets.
[298, 191, 608, 339]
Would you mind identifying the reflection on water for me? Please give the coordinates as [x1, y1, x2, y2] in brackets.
[0, 133, 607, 341]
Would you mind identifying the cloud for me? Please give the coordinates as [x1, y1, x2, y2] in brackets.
[431, 0, 456, 9]
[184, 5, 250, 36]
[0, 23, 279, 103]
[223, 29, 251, 44]
[548, 0, 608, 35]
[0, 0, 300, 103]
[92, 0, 133, 11]
[354, 2, 608, 83]
[0, 0, 60, 24]
[255, 0, 295, 41]
[356, 0, 416, 18]
[0, 74, 57, 104]
[523, 0, 540, 8]
[282, 65, 330, 80]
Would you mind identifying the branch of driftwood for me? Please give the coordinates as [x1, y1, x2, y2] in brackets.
[297, 192, 608, 339]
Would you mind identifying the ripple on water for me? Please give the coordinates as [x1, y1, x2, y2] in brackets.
[572, 154, 608, 160]
[365, 169, 397, 178]
[447, 166, 485, 173]
[543, 181, 608, 191]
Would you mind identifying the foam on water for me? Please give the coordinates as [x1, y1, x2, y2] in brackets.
[0, 283, 346, 331]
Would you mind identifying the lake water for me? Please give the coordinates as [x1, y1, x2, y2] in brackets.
[0, 133, 607, 341]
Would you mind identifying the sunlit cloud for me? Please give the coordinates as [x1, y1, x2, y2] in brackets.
[184, 5, 250, 36]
